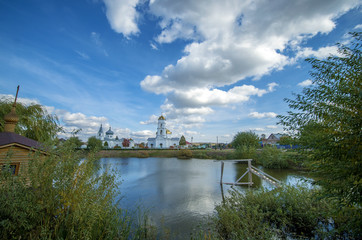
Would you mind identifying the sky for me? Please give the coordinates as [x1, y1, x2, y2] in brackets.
[0, 0, 361, 143]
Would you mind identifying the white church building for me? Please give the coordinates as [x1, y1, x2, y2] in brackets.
[147, 115, 180, 149]
[96, 124, 134, 149]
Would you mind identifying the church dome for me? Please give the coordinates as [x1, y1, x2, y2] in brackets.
[158, 115, 165, 120]
[106, 127, 114, 135]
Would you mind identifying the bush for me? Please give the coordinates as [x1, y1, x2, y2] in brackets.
[234, 145, 256, 159]
[212, 186, 333, 239]
[258, 146, 289, 168]
[0, 145, 153, 239]
[177, 149, 193, 159]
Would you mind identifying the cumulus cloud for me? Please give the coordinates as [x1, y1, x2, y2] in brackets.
[248, 112, 278, 119]
[102, 0, 141, 37]
[101, 0, 359, 133]
[298, 79, 313, 87]
[296, 45, 339, 60]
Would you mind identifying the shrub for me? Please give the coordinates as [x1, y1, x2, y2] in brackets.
[234, 145, 256, 159]
[0, 144, 153, 239]
[212, 186, 333, 239]
[258, 146, 289, 168]
[177, 149, 193, 159]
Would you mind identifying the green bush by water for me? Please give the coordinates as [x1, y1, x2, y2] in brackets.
[257, 146, 289, 169]
[0, 145, 155, 240]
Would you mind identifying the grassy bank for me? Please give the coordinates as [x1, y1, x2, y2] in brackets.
[97, 148, 306, 170]
[97, 148, 236, 160]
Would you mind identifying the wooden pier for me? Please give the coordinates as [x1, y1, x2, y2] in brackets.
[217, 159, 281, 188]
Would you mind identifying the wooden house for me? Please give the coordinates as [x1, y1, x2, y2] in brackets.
[0, 87, 47, 176]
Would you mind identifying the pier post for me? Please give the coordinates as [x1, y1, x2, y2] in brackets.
[248, 159, 252, 187]
[220, 161, 224, 185]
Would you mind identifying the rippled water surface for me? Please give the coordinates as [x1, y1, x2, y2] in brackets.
[97, 157, 312, 238]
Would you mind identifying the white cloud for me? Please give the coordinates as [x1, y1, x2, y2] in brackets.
[298, 79, 313, 87]
[0, 94, 40, 106]
[248, 112, 277, 119]
[354, 24, 362, 29]
[249, 128, 265, 132]
[102, 0, 141, 37]
[133, 0, 359, 131]
[140, 114, 159, 125]
[130, 130, 154, 141]
[296, 45, 339, 59]
[266, 125, 278, 129]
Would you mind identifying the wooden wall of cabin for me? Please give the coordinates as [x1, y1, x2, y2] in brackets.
[0, 145, 44, 176]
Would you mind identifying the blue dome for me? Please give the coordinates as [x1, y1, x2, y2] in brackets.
[106, 127, 113, 135]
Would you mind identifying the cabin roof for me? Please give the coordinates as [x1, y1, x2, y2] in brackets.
[0, 132, 42, 150]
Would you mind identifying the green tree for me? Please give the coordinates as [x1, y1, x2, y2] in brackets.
[232, 131, 260, 159]
[87, 136, 103, 151]
[231, 131, 259, 149]
[179, 135, 186, 146]
[65, 136, 83, 148]
[278, 135, 294, 146]
[278, 32, 361, 206]
[0, 99, 61, 143]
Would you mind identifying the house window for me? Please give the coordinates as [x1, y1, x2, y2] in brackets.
[160, 143, 163, 148]
[2, 162, 20, 176]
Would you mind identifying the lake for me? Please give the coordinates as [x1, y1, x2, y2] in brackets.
[97, 157, 312, 239]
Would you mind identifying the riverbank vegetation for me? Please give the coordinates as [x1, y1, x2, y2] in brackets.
[0, 143, 156, 239]
[201, 32, 361, 239]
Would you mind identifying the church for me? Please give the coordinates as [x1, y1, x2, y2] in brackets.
[147, 115, 180, 149]
[96, 125, 134, 149]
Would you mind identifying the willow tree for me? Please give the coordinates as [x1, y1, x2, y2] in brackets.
[278, 32, 361, 206]
[0, 99, 61, 143]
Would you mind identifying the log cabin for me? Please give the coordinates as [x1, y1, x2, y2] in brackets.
[0, 87, 47, 176]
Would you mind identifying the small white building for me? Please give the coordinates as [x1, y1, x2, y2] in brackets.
[96, 124, 134, 149]
[147, 115, 180, 149]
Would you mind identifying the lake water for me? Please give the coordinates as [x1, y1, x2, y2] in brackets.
[97, 157, 312, 239]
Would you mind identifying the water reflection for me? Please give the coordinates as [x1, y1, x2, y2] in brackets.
[97, 158, 313, 238]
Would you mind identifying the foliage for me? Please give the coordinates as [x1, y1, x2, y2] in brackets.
[233, 145, 256, 159]
[212, 186, 334, 239]
[179, 135, 186, 146]
[122, 138, 130, 147]
[0, 145, 154, 239]
[64, 136, 83, 148]
[231, 131, 259, 149]
[177, 149, 193, 159]
[0, 99, 61, 143]
[278, 135, 294, 146]
[258, 146, 289, 169]
[87, 136, 103, 151]
[278, 32, 362, 206]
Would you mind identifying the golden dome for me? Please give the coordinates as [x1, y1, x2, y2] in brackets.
[158, 115, 165, 120]
[4, 106, 19, 132]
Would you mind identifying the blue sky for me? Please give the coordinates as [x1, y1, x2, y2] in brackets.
[0, 0, 361, 143]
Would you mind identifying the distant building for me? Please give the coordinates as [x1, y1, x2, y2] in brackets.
[264, 133, 287, 145]
[147, 115, 180, 149]
[96, 124, 134, 148]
